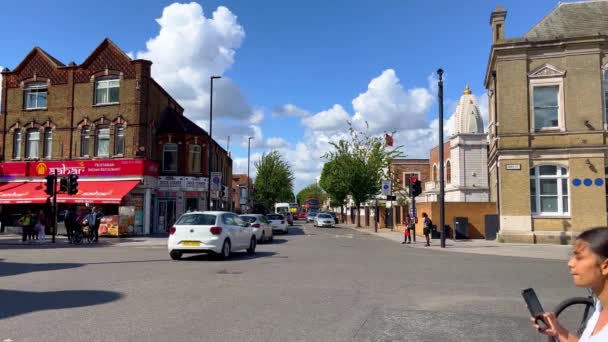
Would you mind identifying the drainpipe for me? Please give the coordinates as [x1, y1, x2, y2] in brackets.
[492, 71, 501, 231]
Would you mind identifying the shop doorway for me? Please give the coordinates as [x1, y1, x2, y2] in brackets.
[185, 198, 198, 212]
[157, 199, 176, 234]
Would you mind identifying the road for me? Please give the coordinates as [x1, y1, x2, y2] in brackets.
[1, 222, 580, 341]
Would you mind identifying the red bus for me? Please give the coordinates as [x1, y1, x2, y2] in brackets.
[298, 198, 320, 219]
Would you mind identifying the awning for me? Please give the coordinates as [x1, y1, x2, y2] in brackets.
[57, 181, 140, 204]
[0, 182, 49, 204]
[0, 180, 140, 205]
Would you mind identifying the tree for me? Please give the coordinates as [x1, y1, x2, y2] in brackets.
[324, 123, 403, 227]
[296, 183, 327, 206]
[254, 151, 294, 212]
[319, 158, 349, 222]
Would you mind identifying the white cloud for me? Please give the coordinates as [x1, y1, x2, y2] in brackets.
[249, 110, 264, 125]
[301, 104, 350, 133]
[232, 152, 263, 176]
[135, 2, 251, 123]
[265, 137, 289, 149]
[273, 104, 310, 117]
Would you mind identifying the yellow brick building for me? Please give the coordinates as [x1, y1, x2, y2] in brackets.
[485, 2, 608, 243]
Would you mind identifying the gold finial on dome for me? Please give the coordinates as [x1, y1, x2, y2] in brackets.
[464, 84, 472, 95]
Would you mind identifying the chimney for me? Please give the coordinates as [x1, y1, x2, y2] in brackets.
[490, 6, 507, 44]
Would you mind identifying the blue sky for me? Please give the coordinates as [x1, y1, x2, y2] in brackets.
[0, 0, 563, 191]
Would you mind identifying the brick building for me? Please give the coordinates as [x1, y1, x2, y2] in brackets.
[231, 174, 252, 214]
[0, 39, 231, 235]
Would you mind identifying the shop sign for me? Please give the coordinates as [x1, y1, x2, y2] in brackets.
[0, 159, 160, 178]
[183, 177, 209, 191]
[158, 176, 183, 190]
[158, 176, 209, 191]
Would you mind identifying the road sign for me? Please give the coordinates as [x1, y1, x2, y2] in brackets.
[409, 207, 417, 217]
[211, 172, 222, 191]
[381, 180, 391, 196]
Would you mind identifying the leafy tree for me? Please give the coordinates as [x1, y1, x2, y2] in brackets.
[254, 151, 294, 212]
[319, 158, 349, 221]
[297, 183, 327, 206]
[324, 123, 403, 227]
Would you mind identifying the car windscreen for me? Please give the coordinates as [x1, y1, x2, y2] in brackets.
[240, 216, 257, 223]
[176, 214, 216, 225]
[317, 214, 331, 218]
[267, 214, 283, 220]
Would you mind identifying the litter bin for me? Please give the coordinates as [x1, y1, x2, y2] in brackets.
[454, 217, 468, 240]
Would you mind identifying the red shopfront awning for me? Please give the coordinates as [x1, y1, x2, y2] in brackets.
[57, 181, 140, 204]
[0, 180, 140, 205]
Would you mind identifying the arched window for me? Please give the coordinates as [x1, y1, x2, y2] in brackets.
[43, 128, 52, 159]
[163, 143, 178, 172]
[432, 164, 438, 182]
[94, 76, 120, 105]
[114, 126, 125, 156]
[530, 165, 569, 215]
[25, 129, 40, 159]
[80, 126, 90, 157]
[24, 82, 48, 110]
[446, 160, 451, 184]
[12, 129, 22, 159]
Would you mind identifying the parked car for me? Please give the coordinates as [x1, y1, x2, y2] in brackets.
[167, 211, 257, 261]
[240, 214, 273, 243]
[298, 211, 307, 220]
[266, 214, 288, 234]
[306, 211, 317, 223]
[314, 213, 335, 228]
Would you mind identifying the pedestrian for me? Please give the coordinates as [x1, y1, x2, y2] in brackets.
[35, 219, 45, 241]
[18, 211, 31, 242]
[402, 215, 411, 244]
[531, 227, 608, 341]
[85, 207, 96, 242]
[34, 209, 45, 240]
[64, 207, 75, 243]
[422, 212, 432, 247]
[92, 207, 103, 242]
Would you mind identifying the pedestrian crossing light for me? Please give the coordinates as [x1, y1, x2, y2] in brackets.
[67, 174, 79, 195]
[410, 177, 422, 197]
[45, 175, 56, 196]
[59, 177, 68, 193]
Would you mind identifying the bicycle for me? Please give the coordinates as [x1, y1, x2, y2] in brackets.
[547, 289, 595, 342]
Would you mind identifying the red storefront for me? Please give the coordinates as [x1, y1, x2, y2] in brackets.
[0, 159, 159, 235]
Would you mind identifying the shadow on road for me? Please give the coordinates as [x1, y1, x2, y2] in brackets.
[285, 227, 305, 235]
[0, 260, 83, 278]
[0, 289, 123, 320]
[181, 251, 277, 262]
[268, 238, 288, 244]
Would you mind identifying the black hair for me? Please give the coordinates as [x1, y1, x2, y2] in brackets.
[577, 227, 608, 260]
[422, 212, 428, 217]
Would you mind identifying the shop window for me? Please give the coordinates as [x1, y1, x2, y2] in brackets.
[12, 129, 22, 159]
[163, 143, 178, 172]
[189, 144, 201, 173]
[24, 82, 48, 110]
[530, 165, 569, 216]
[94, 77, 119, 105]
[114, 126, 125, 156]
[43, 128, 52, 159]
[25, 129, 40, 159]
[80, 126, 90, 157]
[95, 127, 110, 157]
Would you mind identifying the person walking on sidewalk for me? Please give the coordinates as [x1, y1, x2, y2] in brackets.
[422, 212, 432, 247]
[402, 215, 412, 244]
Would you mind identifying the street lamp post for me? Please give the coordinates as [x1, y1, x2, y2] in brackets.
[206, 76, 221, 211]
[437, 68, 446, 248]
[247, 136, 253, 213]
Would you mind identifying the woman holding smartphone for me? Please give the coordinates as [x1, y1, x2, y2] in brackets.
[532, 227, 608, 341]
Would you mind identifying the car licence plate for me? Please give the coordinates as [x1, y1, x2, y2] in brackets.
[181, 241, 200, 247]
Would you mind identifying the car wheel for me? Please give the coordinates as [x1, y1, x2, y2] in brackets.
[220, 239, 231, 260]
[170, 251, 182, 260]
[247, 236, 256, 254]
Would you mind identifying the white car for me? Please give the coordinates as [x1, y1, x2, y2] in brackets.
[168, 211, 257, 260]
[314, 213, 335, 228]
[266, 214, 288, 234]
[239, 214, 273, 243]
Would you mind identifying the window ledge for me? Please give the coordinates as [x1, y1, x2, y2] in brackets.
[24, 108, 48, 112]
[532, 215, 571, 219]
[112, 154, 125, 158]
[93, 103, 120, 107]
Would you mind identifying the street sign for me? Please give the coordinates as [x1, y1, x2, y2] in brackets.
[381, 180, 391, 196]
[211, 172, 222, 191]
[409, 207, 417, 216]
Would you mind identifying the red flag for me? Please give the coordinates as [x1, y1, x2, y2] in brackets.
[385, 133, 394, 146]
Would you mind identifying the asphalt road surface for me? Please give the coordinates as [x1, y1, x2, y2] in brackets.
[1, 222, 580, 341]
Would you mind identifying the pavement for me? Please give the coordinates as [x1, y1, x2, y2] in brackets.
[0, 222, 582, 341]
[345, 224, 573, 261]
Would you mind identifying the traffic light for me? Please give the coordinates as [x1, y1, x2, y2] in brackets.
[67, 174, 79, 195]
[59, 177, 68, 193]
[410, 177, 422, 197]
[45, 175, 56, 196]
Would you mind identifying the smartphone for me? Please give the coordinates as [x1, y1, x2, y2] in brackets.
[522, 288, 548, 330]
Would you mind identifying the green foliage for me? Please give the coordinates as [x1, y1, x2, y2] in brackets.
[319, 158, 349, 208]
[254, 151, 295, 211]
[297, 183, 327, 206]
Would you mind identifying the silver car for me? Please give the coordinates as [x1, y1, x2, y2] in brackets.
[314, 213, 335, 228]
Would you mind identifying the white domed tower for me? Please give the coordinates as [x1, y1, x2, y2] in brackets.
[445, 85, 489, 202]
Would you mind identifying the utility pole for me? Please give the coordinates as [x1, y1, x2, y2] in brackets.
[437, 68, 446, 248]
[247, 136, 252, 213]
[206, 76, 221, 210]
[52, 170, 57, 243]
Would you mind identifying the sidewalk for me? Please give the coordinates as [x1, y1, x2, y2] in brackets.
[0, 233, 168, 247]
[344, 224, 571, 261]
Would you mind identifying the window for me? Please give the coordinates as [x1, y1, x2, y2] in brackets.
[189, 144, 201, 173]
[532, 85, 560, 130]
[43, 128, 52, 159]
[114, 126, 125, 155]
[446, 160, 451, 184]
[12, 129, 22, 159]
[24, 82, 47, 110]
[25, 129, 40, 159]
[94, 127, 110, 157]
[163, 143, 178, 172]
[80, 126, 90, 157]
[94, 77, 120, 105]
[603, 69, 608, 124]
[530, 165, 569, 216]
[432, 165, 438, 182]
